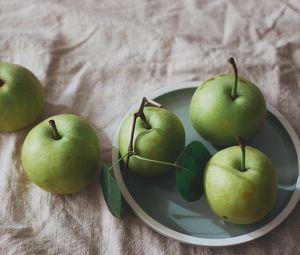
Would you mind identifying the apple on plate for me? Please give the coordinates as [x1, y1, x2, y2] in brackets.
[0, 63, 44, 132]
[189, 58, 266, 146]
[21, 114, 100, 194]
[204, 138, 277, 224]
[118, 106, 185, 177]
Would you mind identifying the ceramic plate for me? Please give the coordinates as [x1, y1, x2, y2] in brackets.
[112, 82, 300, 247]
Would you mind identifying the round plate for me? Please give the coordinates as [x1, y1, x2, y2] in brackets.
[112, 82, 300, 247]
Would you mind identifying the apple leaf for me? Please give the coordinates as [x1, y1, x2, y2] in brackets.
[100, 165, 123, 218]
[176, 141, 211, 201]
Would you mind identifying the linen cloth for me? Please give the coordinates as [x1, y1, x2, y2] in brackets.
[1, 0, 300, 254]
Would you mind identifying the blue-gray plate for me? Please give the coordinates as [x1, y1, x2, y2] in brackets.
[112, 82, 300, 246]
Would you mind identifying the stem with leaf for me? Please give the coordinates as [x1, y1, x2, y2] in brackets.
[132, 155, 196, 176]
[108, 152, 129, 176]
[125, 97, 162, 175]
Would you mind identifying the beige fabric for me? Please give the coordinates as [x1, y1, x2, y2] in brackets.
[1, 0, 300, 254]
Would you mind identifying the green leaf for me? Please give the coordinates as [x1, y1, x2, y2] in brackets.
[176, 141, 211, 201]
[100, 165, 123, 218]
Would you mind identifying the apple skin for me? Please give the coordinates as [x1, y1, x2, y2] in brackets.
[204, 146, 277, 224]
[189, 74, 266, 146]
[21, 114, 100, 194]
[118, 107, 185, 177]
[0, 63, 44, 132]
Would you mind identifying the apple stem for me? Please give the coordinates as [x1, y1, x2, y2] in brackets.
[138, 97, 161, 129]
[125, 97, 162, 176]
[49, 120, 62, 140]
[108, 152, 129, 176]
[228, 57, 238, 100]
[0, 79, 4, 87]
[236, 136, 246, 172]
[133, 155, 197, 176]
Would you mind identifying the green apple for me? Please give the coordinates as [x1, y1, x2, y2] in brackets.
[204, 143, 277, 224]
[118, 107, 185, 177]
[0, 63, 44, 131]
[21, 114, 100, 194]
[189, 58, 266, 146]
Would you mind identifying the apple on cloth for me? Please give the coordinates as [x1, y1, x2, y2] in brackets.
[189, 58, 266, 146]
[0, 63, 44, 131]
[204, 137, 277, 224]
[21, 114, 100, 194]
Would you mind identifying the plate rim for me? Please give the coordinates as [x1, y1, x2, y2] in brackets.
[112, 81, 300, 247]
